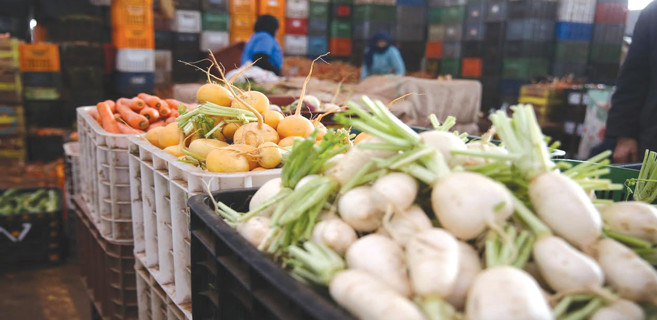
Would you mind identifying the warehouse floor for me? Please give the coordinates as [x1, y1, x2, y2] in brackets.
[0, 263, 91, 320]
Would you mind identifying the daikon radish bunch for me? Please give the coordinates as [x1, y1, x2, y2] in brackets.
[288, 242, 425, 320]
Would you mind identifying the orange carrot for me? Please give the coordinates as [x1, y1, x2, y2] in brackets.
[165, 99, 182, 111]
[138, 93, 163, 110]
[117, 122, 143, 134]
[140, 106, 160, 123]
[147, 120, 165, 130]
[97, 102, 120, 133]
[166, 116, 177, 124]
[116, 99, 149, 130]
[129, 98, 146, 111]
[168, 108, 179, 119]
[104, 100, 116, 113]
[113, 113, 121, 120]
[88, 109, 101, 123]
[159, 104, 171, 117]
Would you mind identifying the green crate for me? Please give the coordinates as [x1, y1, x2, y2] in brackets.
[554, 41, 589, 63]
[502, 58, 550, 79]
[429, 8, 442, 24]
[589, 43, 622, 64]
[330, 20, 352, 38]
[353, 4, 396, 22]
[442, 5, 466, 23]
[439, 58, 460, 76]
[309, 1, 330, 20]
[202, 12, 229, 31]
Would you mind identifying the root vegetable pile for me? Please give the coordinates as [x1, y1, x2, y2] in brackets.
[208, 96, 657, 320]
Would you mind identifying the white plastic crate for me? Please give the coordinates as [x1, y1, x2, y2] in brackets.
[558, 0, 596, 23]
[128, 136, 281, 305]
[286, 0, 309, 18]
[77, 107, 136, 244]
[116, 49, 156, 73]
[135, 256, 192, 320]
[64, 142, 81, 209]
[284, 35, 308, 55]
[200, 31, 229, 51]
[172, 10, 202, 33]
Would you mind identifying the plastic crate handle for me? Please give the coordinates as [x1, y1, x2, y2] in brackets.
[0, 223, 32, 242]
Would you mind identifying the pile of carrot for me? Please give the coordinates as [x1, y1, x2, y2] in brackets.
[88, 93, 183, 134]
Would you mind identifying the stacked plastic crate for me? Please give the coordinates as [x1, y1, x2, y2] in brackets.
[426, 0, 465, 76]
[352, 0, 396, 64]
[589, 0, 626, 84]
[111, 0, 155, 96]
[154, 3, 173, 91]
[396, 0, 426, 72]
[480, 0, 506, 109]
[284, 0, 310, 55]
[0, 38, 25, 165]
[330, 0, 353, 57]
[461, 0, 485, 78]
[553, 0, 596, 77]
[308, 0, 330, 57]
[501, 0, 556, 104]
[259, 0, 287, 45]
[230, 0, 257, 43]
[172, 1, 204, 83]
[201, 0, 230, 52]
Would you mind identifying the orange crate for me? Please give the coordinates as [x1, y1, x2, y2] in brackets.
[461, 57, 482, 78]
[18, 43, 60, 72]
[329, 38, 352, 56]
[113, 26, 155, 49]
[258, 0, 285, 16]
[425, 42, 443, 59]
[231, 27, 254, 44]
[231, 13, 256, 30]
[230, 0, 257, 14]
[111, 0, 154, 28]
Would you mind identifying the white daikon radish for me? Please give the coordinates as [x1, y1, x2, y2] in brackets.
[445, 242, 482, 310]
[370, 172, 418, 212]
[466, 266, 552, 320]
[529, 171, 603, 251]
[600, 201, 657, 244]
[235, 216, 271, 247]
[458, 141, 509, 167]
[311, 218, 357, 256]
[346, 234, 411, 297]
[594, 238, 657, 302]
[329, 270, 425, 320]
[249, 178, 283, 217]
[338, 186, 384, 232]
[431, 172, 514, 240]
[295, 174, 321, 190]
[382, 205, 433, 247]
[590, 299, 645, 320]
[532, 235, 605, 292]
[420, 130, 467, 167]
[406, 228, 460, 298]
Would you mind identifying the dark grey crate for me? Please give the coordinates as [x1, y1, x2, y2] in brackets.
[504, 40, 554, 58]
[442, 41, 462, 58]
[393, 24, 426, 41]
[464, 22, 485, 40]
[353, 21, 395, 40]
[307, 19, 329, 36]
[506, 19, 555, 41]
[444, 23, 464, 41]
[396, 5, 427, 24]
[467, 2, 487, 22]
[508, 0, 557, 19]
[552, 62, 587, 77]
[592, 23, 625, 44]
[486, 0, 507, 22]
[428, 0, 466, 8]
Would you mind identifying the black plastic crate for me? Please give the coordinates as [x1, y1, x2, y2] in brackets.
[46, 16, 105, 43]
[506, 19, 554, 41]
[174, 0, 201, 10]
[552, 62, 587, 78]
[22, 72, 63, 88]
[463, 22, 485, 41]
[393, 24, 426, 42]
[482, 57, 503, 76]
[396, 5, 426, 24]
[202, 0, 229, 11]
[0, 15, 29, 40]
[486, 0, 507, 22]
[172, 32, 201, 59]
[63, 66, 104, 91]
[592, 23, 625, 44]
[308, 19, 329, 36]
[587, 63, 620, 79]
[27, 133, 66, 162]
[0, 187, 63, 266]
[484, 22, 505, 42]
[189, 190, 354, 320]
[155, 30, 173, 50]
[466, 2, 486, 21]
[508, 0, 557, 19]
[397, 41, 425, 72]
[462, 40, 484, 57]
[350, 39, 367, 66]
[59, 43, 104, 68]
[23, 100, 72, 128]
[504, 40, 554, 58]
[442, 41, 462, 58]
[352, 21, 395, 40]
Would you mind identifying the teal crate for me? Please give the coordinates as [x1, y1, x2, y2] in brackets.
[353, 4, 396, 22]
[429, 8, 443, 24]
[309, 1, 330, 20]
[442, 5, 466, 23]
[502, 58, 550, 79]
[553, 41, 589, 63]
[202, 12, 229, 31]
[589, 43, 622, 64]
[440, 58, 461, 75]
[330, 20, 352, 38]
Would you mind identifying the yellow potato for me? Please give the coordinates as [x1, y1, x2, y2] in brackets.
[206, 147, 250, 173]
[188, 139, 229, 159]
[159, 122, 182, 148]
[146, 127, 164, 148]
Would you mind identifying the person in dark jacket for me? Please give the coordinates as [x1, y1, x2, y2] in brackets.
[605, 1, 657, 163]
[240, 15, 283, 75]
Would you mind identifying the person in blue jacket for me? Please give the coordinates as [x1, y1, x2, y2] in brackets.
[360, 32, 406, 80]
[241, 15, 283, 75]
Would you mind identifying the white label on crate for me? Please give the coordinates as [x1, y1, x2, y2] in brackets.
[565, 121, 576, 135]
[568, 92, 582, 105]
[491, 5, 500, 13]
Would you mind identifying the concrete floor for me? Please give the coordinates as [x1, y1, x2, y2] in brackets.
[0, 263, 91, 320]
